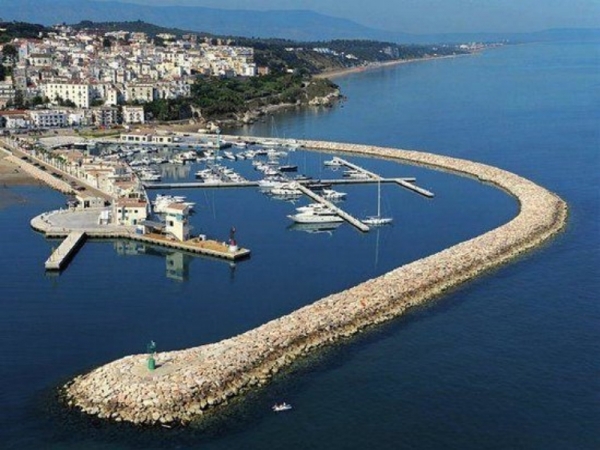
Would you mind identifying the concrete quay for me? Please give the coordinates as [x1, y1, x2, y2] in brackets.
[45, 231, 87, 270]
[31, 208, 250, 262]
[63, 140, 568, 426]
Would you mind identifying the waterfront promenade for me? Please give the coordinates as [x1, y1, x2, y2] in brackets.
[63, 139, 567, 426]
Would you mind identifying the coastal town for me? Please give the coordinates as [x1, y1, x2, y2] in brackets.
[0, 24, 259, 128]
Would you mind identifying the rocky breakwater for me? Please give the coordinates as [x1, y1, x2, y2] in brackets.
[64, 140, 568, 426]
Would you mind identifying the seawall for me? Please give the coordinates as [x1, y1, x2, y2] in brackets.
[64, 140, 568, 425]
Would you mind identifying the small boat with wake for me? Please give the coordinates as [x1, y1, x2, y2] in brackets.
[272, 402, 292, 412]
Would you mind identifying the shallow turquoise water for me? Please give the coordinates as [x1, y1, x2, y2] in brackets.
[0, 40, 598, 449]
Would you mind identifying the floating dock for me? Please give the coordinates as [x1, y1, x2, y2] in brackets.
[44, 231, 87, 271]
[393, 178, 435, 198]
[333, 157, 380, 179]
[144, 181, 259, 189]
[144, 177, 418, 190]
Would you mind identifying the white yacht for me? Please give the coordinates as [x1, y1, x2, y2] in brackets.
[153, 194, 195, 214]
[295, 203, 333, 214]
[323, 157, 344, 167]
[270, 182, 301, 197]
[287, 209, 343, 224]
[321, 189, 347, 200]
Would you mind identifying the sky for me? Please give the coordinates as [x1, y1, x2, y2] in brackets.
[102, 0, 600, 34]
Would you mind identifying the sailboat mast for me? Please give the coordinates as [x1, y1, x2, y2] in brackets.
[377, 179, 381, 216]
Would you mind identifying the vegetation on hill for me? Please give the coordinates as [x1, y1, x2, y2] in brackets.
[231, 37, 468, 75]
[0, 21, 50, 43]
[70, 20, 212, 39]
[144, 73, 338, 122]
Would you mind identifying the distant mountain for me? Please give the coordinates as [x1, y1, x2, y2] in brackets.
[0, 0, 414, 42]
[0, 0, 597, 44]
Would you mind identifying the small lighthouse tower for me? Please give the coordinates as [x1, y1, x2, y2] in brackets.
[228, 226, 238, 252]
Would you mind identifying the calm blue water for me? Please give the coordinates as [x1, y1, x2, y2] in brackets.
[1, 40, 598, 449]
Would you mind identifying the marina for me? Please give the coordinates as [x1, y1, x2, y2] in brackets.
[2, 133, 438, 271]
[62, 138, 568, 426]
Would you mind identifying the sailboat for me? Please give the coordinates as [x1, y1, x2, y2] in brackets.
[363, 180, 393, 226]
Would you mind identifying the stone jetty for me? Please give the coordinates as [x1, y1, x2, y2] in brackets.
[4, 154, 74, 194]
[64, 140, 568, 426]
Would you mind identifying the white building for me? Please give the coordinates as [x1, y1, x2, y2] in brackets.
[29, 110, 68, 128]
[165, 203, 191, 241]
[124, 83, 155, 103]
[0, 81, 16, 107]
[122, 105, 145, 124]
[0, 111, 31, 129]
[113, 198, 148, 226]
[42, 82, 91, 108]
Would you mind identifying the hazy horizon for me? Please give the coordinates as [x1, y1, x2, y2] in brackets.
[90, 0, 600, 34]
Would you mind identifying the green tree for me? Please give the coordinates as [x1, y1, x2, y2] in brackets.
[30, 94, 46, 106]
[2, 43, 18, 65]
[12, 89, 25, 109]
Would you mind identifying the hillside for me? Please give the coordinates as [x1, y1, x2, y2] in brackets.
[68, 21, 468, 75]
[0, 21, 51, 43]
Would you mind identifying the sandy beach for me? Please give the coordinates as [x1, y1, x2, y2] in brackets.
[315, 54, 468, 80]
[0, 155, 38, 210]
[0, 154, 36, 187]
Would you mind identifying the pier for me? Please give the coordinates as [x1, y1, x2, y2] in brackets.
[44, 231, 87, 271]
[393, 178, 434, 198]
[295, 183, 370, 232]
[144, 177, 419, 190]
[332, 157, 380, 179]
[144, 180, 260, 189]
[130, 233, 250, 261]
[31, 209, 250, 270]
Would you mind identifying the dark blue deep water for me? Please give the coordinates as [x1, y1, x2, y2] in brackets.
[1, 41, 598, 449]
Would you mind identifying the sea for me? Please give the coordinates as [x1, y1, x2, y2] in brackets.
[0, 39, 598, 450]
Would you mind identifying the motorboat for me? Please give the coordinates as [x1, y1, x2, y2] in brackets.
[295, 203, 334, 214]
[138, 170, 161, 182]
[343, 169, 369, 179]
[272, 402, 292, 412]
[304, 180, 332, 191]
[223, 151, 237, 160]
[287, 209, 343, 224]
[153, 194, 195, 213]
[288, 222, 342, 234]
[270, 181, 301, 197]
[258, 176, 287, 190]
[323, 157, 344, 167]
[321, 189, 347, 200]
[279, 164, 298, 172]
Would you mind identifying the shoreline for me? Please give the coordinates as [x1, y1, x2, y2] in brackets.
[0, 153, 37, 187]
[314, 53, 470, 80]
[63, 138, 568, 426]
